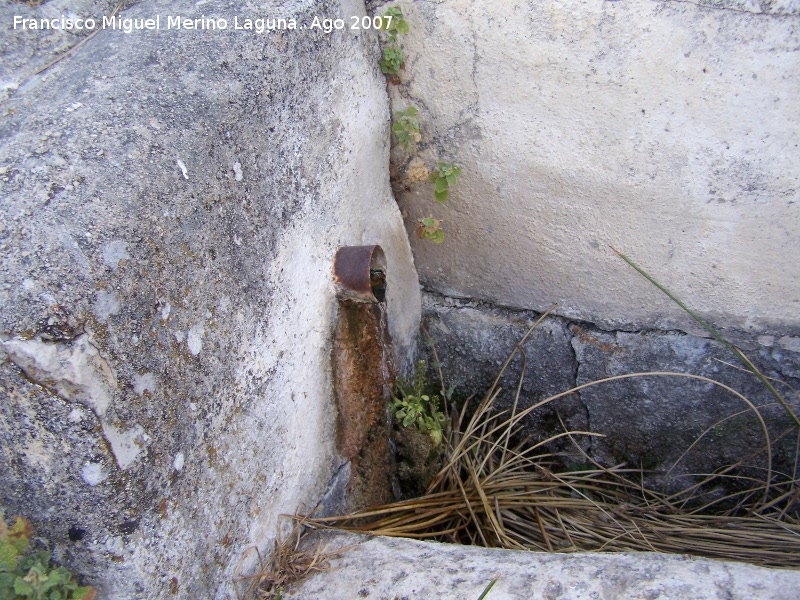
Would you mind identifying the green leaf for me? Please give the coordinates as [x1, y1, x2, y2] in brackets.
[477, 577, 499, 600]
[405, 106, 417, 116]
[381, 46, 403, 75]
[421, 217, 436, 227]
[430, 428, 442, 446]
[15, 576, 34, 596]
[42, 567, 70, 591]
[446, 174, 457, 187]
[9, 518, 33, 555]
[73, 587, 94, 600]
[384, 6, 402, 22]
[0, 571, 14, 587]
[431, 229, 445, 243]
[0, 541, 18, 572]
[434, 178, 448, 193]
[35, 551, 52, 568]
[396, 19, 409, 34]
[383, 52, 400, 68]
[434, 189, 449, 202]
[612, 247, 800, 429]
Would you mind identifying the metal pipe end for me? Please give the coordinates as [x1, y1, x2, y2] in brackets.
[333, 245, 386, 303]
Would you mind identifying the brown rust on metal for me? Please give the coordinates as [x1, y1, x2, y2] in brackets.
[331, 300, 396, 511]
[333, 245, 387, 303]
[330, 244, 395, 510]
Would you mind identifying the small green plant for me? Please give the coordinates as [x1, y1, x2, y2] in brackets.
[379, 8, 465, 244]
[394, 578, 497, 600]
[0, 514, 95, 600]
[477, 577, 498, 600]
[430, 162, 462, 203]
[392, 106, 420, 155]
[392, 361, 447, 446]
[381, 46, 404, 76]
[415, 216, 445, 244]
[379, 6, 409, 75]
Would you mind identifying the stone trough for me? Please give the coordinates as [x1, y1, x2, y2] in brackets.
[1, 0, 799, 598]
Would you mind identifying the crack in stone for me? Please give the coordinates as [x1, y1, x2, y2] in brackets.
[659, 0, 798, 16]
[566, 321, 593, 458]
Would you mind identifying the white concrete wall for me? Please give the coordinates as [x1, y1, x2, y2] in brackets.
[0, 0, 420, 597]
[390, 0, 800, 333]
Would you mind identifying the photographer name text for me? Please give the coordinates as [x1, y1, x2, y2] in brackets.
[12, 14, 393, 35]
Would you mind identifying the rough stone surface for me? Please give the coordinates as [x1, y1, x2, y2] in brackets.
[0, 0, 120, 102]
[382, 0, 800, 334]
[420, 294, 586, 443]
[572, 325, 800, 489]
[0, 1, 420, 597]
[421, 292, 800, 488]
[285, 532, 800, 599]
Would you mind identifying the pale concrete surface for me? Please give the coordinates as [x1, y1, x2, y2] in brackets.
[0, 0, 419, 597]
[287, 532, 800, 600]
[386, 0, 800, 334]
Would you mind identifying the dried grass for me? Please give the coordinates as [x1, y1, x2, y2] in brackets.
[307, 308, 800, 569]
[233, 518, 347, 600]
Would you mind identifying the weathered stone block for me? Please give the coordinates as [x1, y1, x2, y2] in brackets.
[421, 292, 800, 498]
[286, 532, 800, 599]
[573, 326, 800, 492]
[388, 0, 800, 335]
[420, 294, 586, 445]
[0, 0, 420, 597]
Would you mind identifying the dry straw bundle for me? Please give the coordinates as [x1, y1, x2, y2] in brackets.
[233, 518, 349, 600]
[310, 286, 800, 569]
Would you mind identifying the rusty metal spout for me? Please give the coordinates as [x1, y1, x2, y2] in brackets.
[333, 245, 386, 303]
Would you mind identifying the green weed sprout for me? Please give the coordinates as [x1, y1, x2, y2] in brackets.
[0, 515, 95, 600]
[392, 106, 420, 155]
[378, 8, 464, 243]
[477, 577, 499, 600]
[431, 163, 462, 203]
[392, 361, 446, 445]
[416, 217, 445, 244]
[379, 6, 409, 75]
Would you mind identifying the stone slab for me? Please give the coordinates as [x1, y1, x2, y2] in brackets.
[287, 532, 800, 600]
